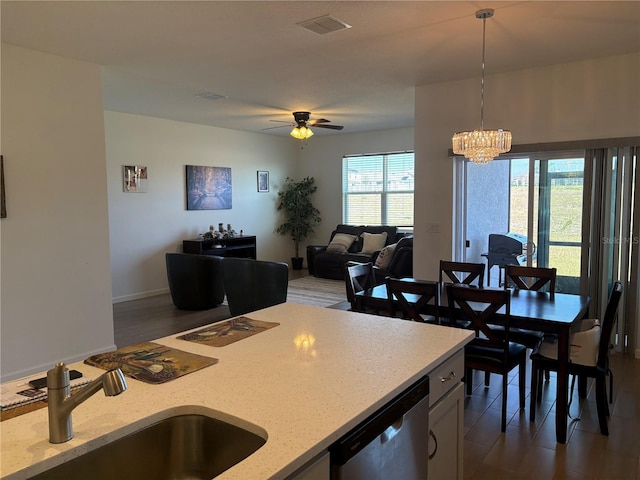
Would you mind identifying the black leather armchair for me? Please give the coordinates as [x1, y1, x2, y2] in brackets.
[372, 235, 413, 284]
[165, 253, 225, 310]
[222, 258, 289, 317]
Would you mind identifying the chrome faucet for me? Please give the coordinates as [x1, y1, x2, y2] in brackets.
[47, 362, 128, 443]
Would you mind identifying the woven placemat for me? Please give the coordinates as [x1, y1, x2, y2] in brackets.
[85, 342, 218, 384]
[178, 317, 279, 347]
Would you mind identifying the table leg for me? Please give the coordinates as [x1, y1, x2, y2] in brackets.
[555, 327, 570, 443]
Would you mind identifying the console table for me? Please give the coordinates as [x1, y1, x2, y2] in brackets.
[183, 236, 256, 259]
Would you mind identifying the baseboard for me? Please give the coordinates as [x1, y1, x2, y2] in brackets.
[112, 288, 170, 304]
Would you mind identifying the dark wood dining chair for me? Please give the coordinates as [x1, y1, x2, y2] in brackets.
[385, 277, 439, 323]
[504, 265, 557, 293]
[439, 260, 485, 287]
[529, 281, 623, 434]
[344, 262, 377, 313]
[497, 265, 558, 349]
[447, 284, 526, 432]
[494, 265, 559, 384]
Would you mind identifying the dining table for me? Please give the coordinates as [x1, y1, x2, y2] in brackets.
[354, 281, 591, 443]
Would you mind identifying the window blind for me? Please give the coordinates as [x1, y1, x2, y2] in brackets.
[343, 152, 414, 226]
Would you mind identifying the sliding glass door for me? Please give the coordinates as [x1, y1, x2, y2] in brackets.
[461, 152, 584, 293]
[455, 140, 639, 354]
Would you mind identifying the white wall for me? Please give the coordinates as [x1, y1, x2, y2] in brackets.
[105, 112, 299, 301]
[105, 117, 413, 300]
[3, 44, 637, 380]
[298, 128, 414, 247]
[414, 52, 640, 281]
[1, 44, 114, 381]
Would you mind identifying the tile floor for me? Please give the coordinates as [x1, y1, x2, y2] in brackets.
[463, 353, 640, 479]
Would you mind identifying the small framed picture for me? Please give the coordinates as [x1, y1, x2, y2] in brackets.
[123, 165, 148, 193]
[257, 171, 269, 193]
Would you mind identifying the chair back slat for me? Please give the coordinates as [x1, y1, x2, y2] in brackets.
[446, 284, 510, 349]
[344, 262, 376, 310]
[386, 278, 439, 322]
[597, 281, 623, 369]
[440, 260, 485, 287]
[504, 265, 557, 293]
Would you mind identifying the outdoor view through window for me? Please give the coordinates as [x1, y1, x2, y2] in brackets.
[465, 153, 585, 293]
[342, 152, 414, 227]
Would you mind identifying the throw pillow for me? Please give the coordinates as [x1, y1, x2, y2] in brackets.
[326, 233, 357, 253]
[375, 243, 397, 269]
[361, 232, 388, 254]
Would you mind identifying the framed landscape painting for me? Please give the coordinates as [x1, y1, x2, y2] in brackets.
[186, 165, 232, 210]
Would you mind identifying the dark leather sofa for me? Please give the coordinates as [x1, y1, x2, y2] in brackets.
[307, 224, 407, 280]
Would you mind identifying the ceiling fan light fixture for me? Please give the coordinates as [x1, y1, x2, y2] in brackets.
[290, 126, 314, 140]
[452, 8, 512, 165]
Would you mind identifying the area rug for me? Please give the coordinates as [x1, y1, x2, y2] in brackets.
[287, 276, 346, 308]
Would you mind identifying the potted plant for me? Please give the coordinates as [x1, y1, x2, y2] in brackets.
[276, 176, 321, 270]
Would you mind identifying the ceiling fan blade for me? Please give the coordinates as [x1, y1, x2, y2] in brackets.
[313, 124, 344, 130]
[269, 119, 294, 124]
[309, 119, 331, 125]
[261, 124, 291, 131]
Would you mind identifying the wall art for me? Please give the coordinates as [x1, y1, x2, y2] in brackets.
[123, 165, 148, 193]
[257, 170, 269, 192]
[186, 165, 232, 210]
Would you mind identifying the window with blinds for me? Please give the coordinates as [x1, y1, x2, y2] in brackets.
[342, 152, 414, 226]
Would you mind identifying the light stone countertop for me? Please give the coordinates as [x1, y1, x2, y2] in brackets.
[0, 303, 473, 480]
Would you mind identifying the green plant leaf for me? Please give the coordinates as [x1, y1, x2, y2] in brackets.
[276, 176, 321, 258]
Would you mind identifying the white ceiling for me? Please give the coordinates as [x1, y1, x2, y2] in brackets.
[2, 1, 639, 136]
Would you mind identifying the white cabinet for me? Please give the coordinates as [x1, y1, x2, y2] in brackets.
[428, 350, 465, 480]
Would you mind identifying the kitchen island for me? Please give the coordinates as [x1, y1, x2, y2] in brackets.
[0, 303, 473, 480]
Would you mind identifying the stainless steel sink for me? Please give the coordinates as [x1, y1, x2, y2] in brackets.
[29, 413, 267, 480]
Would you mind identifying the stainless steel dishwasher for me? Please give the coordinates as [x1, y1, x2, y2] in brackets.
[329, 375, 429, 479]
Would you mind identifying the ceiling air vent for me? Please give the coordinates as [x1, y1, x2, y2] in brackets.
[297, 15, 352, 35]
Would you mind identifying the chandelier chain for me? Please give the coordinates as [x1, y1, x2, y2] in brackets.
[480, 14, 487, 131]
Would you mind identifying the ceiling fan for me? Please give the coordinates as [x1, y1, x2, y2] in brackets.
[263, 111, 344, 139]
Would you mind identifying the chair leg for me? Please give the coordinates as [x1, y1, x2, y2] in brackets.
[536, 368, 544, 402]
[501, 372, 508, 432]
[518, 360, 526, 409]
[595, 374, 609, 435]
[544, 369, 550, 381]
[484, 371, 491, 387]
[530, 362, 538, 422]
[466, 368, 473, 395]
[578, 374, 587, 399]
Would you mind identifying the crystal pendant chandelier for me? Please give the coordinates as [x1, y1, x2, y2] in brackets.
[452, 9, 511, 165]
